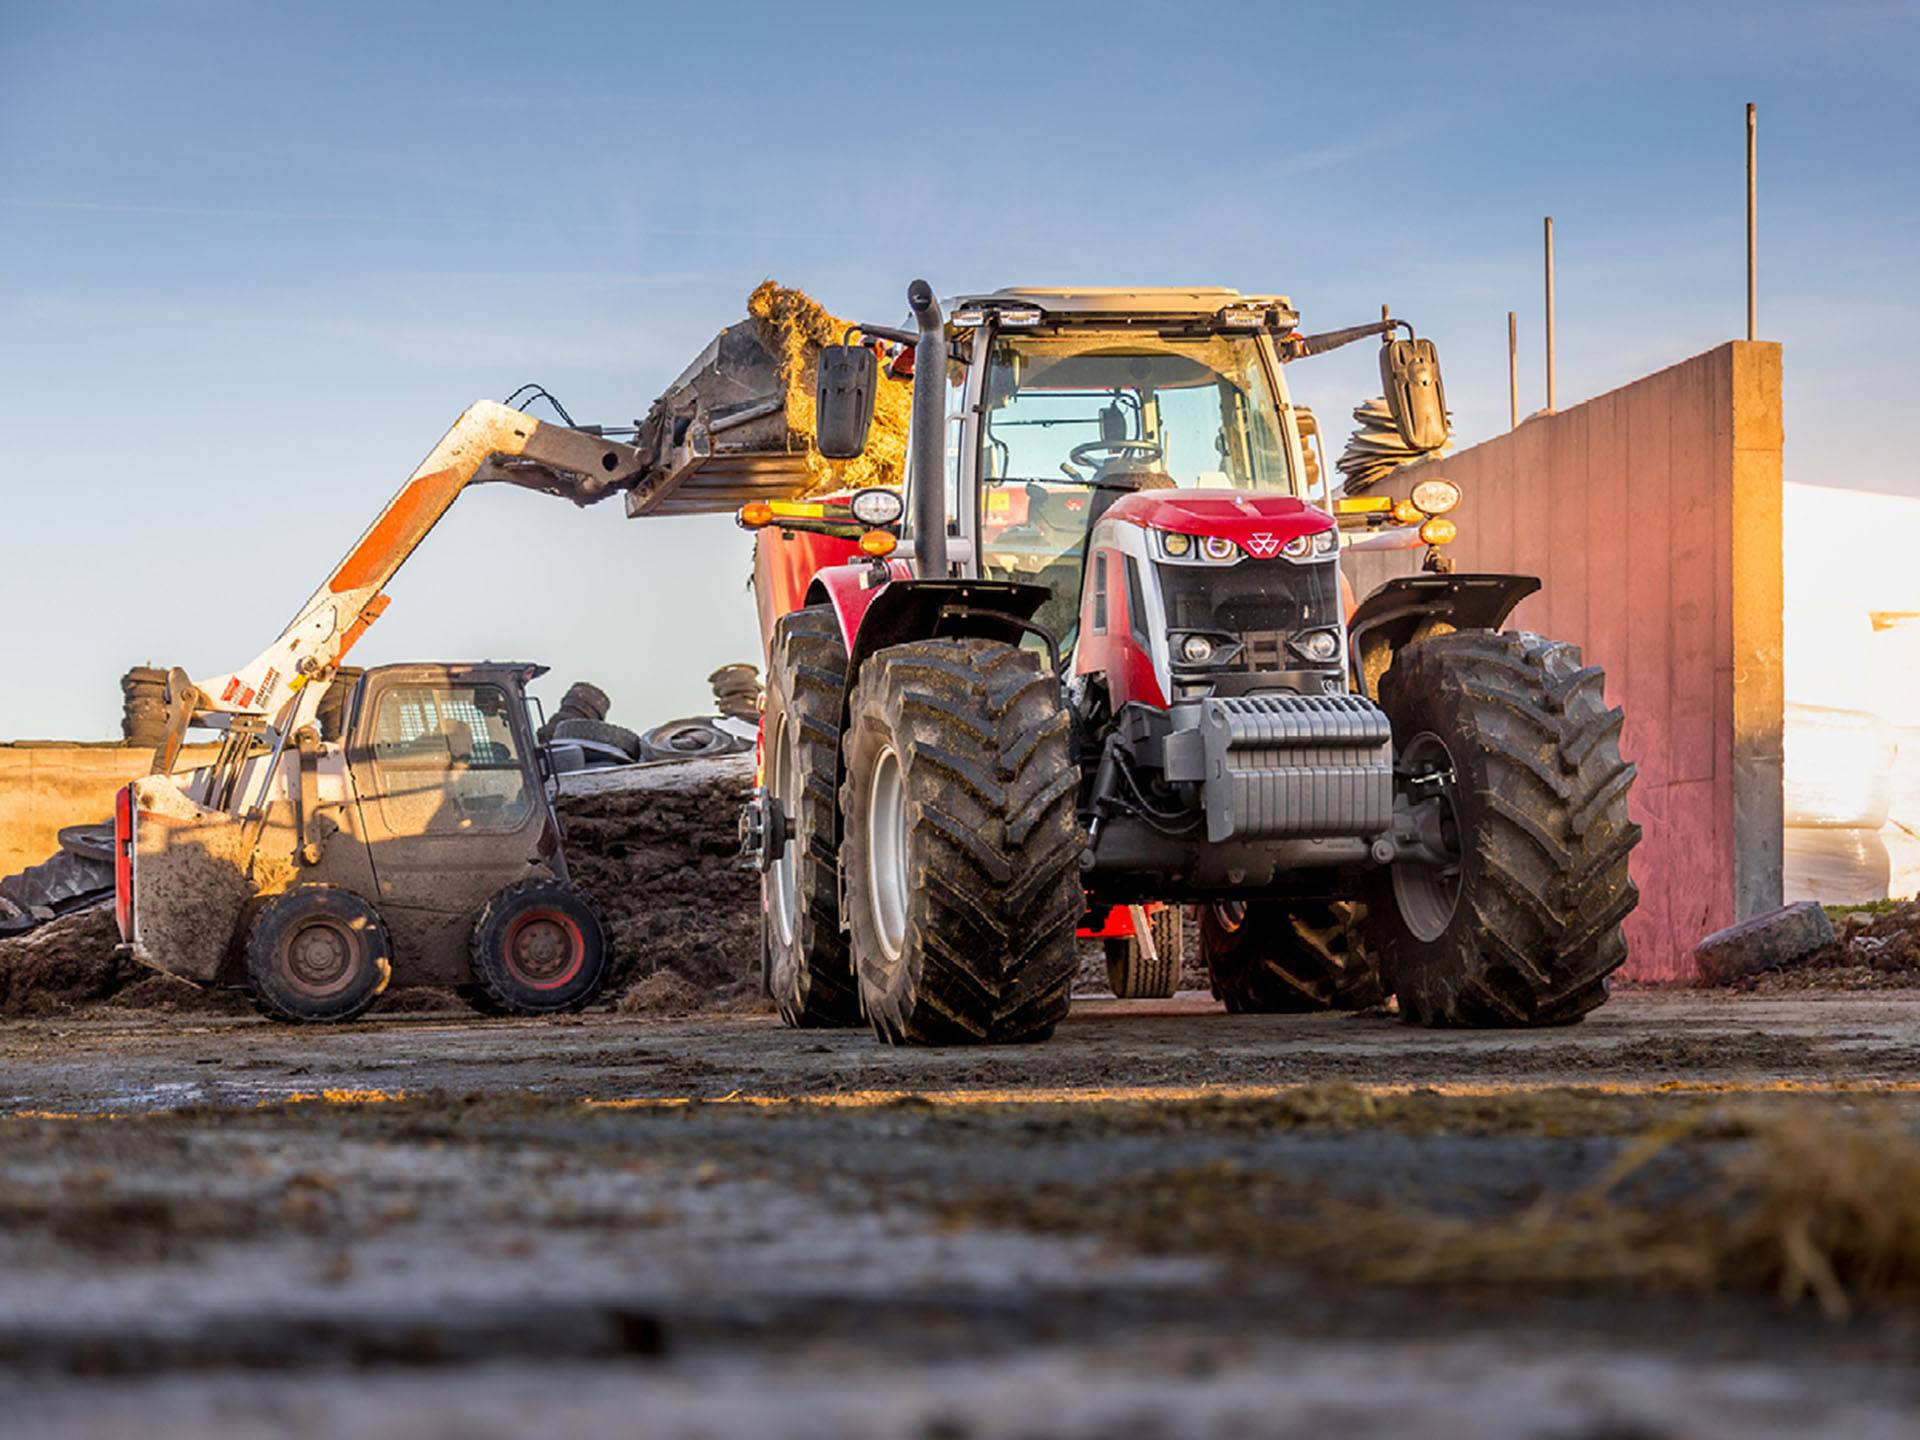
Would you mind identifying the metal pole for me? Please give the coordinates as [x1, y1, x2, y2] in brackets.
[1543, 217, 1556, 414]
[1747, 102, 1757, 341]
[1508, 310, 1519, 430]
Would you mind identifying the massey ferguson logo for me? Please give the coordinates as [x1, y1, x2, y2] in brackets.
[1244, 532, 1280, 558]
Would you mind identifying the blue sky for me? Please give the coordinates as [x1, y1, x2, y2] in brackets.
[3, 0, 1915, 739]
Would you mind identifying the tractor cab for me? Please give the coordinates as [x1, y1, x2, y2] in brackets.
[967, 300, 1310, 657]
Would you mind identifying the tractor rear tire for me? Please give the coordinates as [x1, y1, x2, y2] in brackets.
[1105, 906, 1183, 999]
[244, 886, 392, 1023]
[763, 606, 860, 1028]
[468, 879, 611, 1015]
[841, 638, 1083, 1045]
[1364, 631, 1642, 1027]
[1200, 900, 1382, 1012]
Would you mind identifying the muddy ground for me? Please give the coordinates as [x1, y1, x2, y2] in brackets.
[5, 990, 1920, 1438]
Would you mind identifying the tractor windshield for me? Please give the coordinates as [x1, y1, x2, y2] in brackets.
[977, 328, 1295, 643]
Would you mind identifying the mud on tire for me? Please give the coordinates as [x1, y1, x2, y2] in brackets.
[842, 638, 1084, 1045]
[1200, 900, 1382, 1012]
[763, 606, 860, 1027]
[244, 885, 392, 1023]
[468, 879, 611, 1015]
[1363, 631, 1641, 1027]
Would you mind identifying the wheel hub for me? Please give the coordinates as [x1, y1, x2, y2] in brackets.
[768, 714, 800, 947]
[285, 919, 353, 991]
[1392, 731, 1464, 942]
[508, 913, 577, 982]
[867, 744, 909, 962]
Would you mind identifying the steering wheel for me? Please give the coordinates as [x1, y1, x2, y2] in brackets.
[1069, 438, 1163, 470]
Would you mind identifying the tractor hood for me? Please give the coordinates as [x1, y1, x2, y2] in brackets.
[1103, 491, 1334, 551]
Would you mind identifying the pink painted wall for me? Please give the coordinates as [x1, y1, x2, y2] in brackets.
[1341, 342, 1784, 982]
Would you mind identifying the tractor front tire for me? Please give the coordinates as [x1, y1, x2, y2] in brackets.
[244, 886, 392, 1023]
[763, 606, 860, 1028]
[1200, 900, 1382, 1012]
[1105, 906, 1184, 999]
[468, 879, 612, 1015]
[1364, 631, 1642, 1027]
[841, 639, 1084, 1045]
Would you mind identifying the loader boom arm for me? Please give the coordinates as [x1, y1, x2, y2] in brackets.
[188, 400, 645, 731]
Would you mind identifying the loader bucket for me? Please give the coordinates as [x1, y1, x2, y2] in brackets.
[624, 283, 908, 518]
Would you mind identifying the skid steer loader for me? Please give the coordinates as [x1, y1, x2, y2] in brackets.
[112, 401, 654, 1021]
[738, 283, 1642, 1044]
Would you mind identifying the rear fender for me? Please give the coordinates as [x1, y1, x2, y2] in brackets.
[1346, 572, 1540, 700]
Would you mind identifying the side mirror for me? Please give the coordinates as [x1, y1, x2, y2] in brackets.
[1379, 337, 1449, 453]
[815, 344, 877, 459]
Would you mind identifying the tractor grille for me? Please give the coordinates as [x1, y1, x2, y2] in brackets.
[1156, 557, 1341, 638]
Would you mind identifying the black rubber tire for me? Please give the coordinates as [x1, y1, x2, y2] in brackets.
[551, 718, 642, 762]
[1104, 906, 1184, 999]
[468, 879, 611, 1015]
[1200, 900, 1382, 1012]
[243, 886, 392, 1023]
[1363, 631, 1642, 1027]
[841, 638, 1084, 1045]
[560, 682, 611, 722]
[0, 847, 115, 916]
[57, 822, 115, 864]
[639, 717, 748, 761]
[315, 667, 363, 743]
[762, 606, 860, 1028]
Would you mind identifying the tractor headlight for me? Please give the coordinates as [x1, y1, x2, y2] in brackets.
[1410, 477, 1461, 516]
[1311, 527, 1338, 557]
[1181, 634, 1215, 664]
[1293, 629, 1342, 663]
[850, 487, 905, 526]
[1200, 535, 1237, 562]
[1160, 530, 1193, 558]
[1282, 534, 1313, 560]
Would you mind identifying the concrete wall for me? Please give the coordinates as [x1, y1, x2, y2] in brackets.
[1342, 342, 1784, 983]
[0, 744, 213, 875]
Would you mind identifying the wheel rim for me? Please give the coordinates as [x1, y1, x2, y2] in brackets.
[1392, 731, 1464, 942]
[503, 909, 586, 990]
[866, 743, 909, 962]
[768, 711, 799, 950]
[282, 918, 357, 997]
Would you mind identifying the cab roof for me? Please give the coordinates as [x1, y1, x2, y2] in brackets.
[950, 286, 1299, 325]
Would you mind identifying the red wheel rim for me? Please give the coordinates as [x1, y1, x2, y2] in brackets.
[502, 908, 586, 990]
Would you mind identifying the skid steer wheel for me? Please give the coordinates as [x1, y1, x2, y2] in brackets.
[763, 606, 860, 1028]
[1199, 900, 1382, 1012]
[468, 880, 611, 1015]
[842, 638, 1084, 1046]
[1105, 906, 1184, 999]
[244, 886, 392, 1024]
[1364, 631, 1642, 1027]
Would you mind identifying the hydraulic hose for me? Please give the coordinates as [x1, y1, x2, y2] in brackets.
[906, 279, 950, 576]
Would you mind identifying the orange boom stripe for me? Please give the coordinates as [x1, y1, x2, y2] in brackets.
[330, 468, 463, 593]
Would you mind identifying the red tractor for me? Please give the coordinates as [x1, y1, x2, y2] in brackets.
[738, 283, 1640, 1044]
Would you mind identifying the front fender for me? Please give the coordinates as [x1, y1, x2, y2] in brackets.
[804, 560, 914, 655]
[1346, 573, 1540, 700]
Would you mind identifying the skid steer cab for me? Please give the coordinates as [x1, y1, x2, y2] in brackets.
[740, 281, 1642, 1048]
[116, 662, 610, 1023]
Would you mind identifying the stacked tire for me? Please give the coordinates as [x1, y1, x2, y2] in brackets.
[121, 665, 170, 748]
